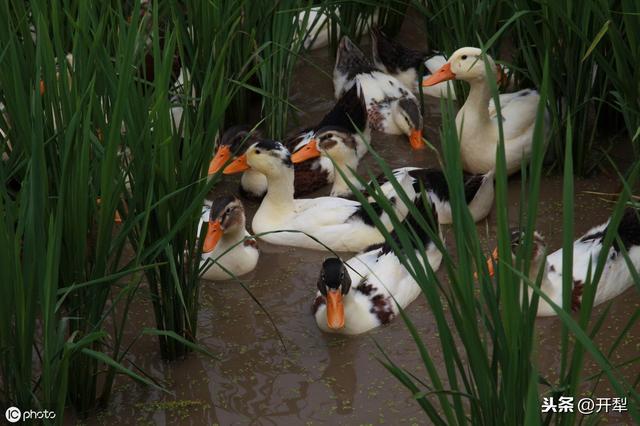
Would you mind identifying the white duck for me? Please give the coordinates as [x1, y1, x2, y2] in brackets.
[370, 28, 515, 98]
[487, 208, 640, 316]
[222, 139, 415, 252]
[334, 36, 425, 150]
[423, 47, 546, 175]
[199, 196, 259, 281]
[291, 130, 495, 224]
[313, 200, 443, 334]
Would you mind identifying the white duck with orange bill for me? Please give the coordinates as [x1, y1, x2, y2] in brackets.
[199, 196, 259, 281]
[313, 200, 442, 334]
[423, 47, 547, 175]
[223, 139, 417, 252]
[486, 208, 640, 316]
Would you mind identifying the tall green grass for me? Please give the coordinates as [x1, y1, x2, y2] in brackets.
[347, 51, 640, 423]
[0, 0, 171, 417]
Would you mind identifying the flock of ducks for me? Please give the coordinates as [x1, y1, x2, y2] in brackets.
[201, 29, 639, 335]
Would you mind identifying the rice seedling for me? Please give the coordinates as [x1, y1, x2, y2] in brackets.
[0, 0, 173, 417]
[342, 52, 639, 423]
[595, 1, 640, 157]
[121, 1, 245, 361]
[509, 0, 613, 174]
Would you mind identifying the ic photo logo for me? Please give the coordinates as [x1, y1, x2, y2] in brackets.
[5, 406, 56, 423]
[5, 407, 21, 423]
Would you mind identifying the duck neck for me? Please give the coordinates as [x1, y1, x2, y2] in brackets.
[220, 225, 245, 247]
[331, 155, 362, 196]
[262, 166, 295, 211]
[458, 77, 492, 130]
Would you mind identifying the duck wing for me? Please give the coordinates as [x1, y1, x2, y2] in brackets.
[489, 89, 540, 141]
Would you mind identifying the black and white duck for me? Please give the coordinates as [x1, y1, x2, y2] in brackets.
[486, 207, 640, 316]
[313, 199, 442, 334]
[333, 36, 425, 150]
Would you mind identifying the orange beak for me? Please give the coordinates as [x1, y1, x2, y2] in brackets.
[486, 247, 499, 277]
[96, 197, 124, 223]
[422, 62, 456, 87]
[326, 289, 345, 329]
[208, 145, 232, 175]
[409, 129, 424, 150]
[39, 80, 46, 96]
[203, 220, 223, 253]
[291, 139, 321, 163]
[223, 154, 250, 174]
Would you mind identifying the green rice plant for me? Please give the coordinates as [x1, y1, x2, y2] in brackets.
[0, 0, 173, 418]
[509, 0, 613, 174]
[340, 52, 639, 423]
[411, 0, 509, 54]
[121, 0, 246, 361]
[319, 0, 408, 54]
[249, 0, 314, 139]
[594, 1, 640, 157]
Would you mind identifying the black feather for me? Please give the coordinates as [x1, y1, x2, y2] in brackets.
[371, 27, 429, 73]
[377, 198, 439, 257]
[317, 85, 368, 133]
[613, 207, 640, 252]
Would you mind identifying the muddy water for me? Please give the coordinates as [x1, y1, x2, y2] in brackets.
[81, 17, 638, 426]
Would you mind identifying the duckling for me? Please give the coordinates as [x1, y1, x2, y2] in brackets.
[423, 47, 547, 174]
[313, 200, 443, 334]
[334, 36, 424, 150]
[199, 196, 259, 281]
[292, 131, 495, 223]
[209, 84, 369, 199]
[223, 139, 416, 252]
[487, 208, 640, 316]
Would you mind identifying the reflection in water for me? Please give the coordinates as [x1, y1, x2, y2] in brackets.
[321, 336, 358, 415]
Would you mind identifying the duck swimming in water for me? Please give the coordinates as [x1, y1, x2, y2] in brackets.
[209, 84, 369, 199]
[486, 207, 640, 316]
[292, 132, 495, 224]
[333, 36, 424, 150]
[199, 196, 259, 281]
[370, 28, 514, 98]
[313, 199, 442, 334]
[423, 47, 547, 175]
[222, 139, 416, 252]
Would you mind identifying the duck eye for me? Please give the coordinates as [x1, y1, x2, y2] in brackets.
[461, 55, 467, 60]
[255, 149, 261, 154]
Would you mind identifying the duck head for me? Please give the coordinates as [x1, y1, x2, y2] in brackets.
[291, 126, 358, 164]
[223, 139, 293, 177]
[393, 97, 424, 150]
[317, 258, 352, 329]
[208, 125, 261, 175]
[203, 196, 247, 253]
[423, 47, 498, 87]
[485, 228, 546, 277]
